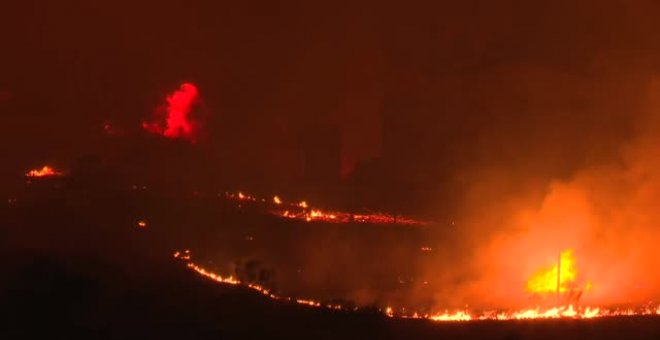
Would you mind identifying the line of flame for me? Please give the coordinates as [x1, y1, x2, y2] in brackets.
[177, 252, 660, 322]
[225, 191, 427, 226]
[176, 252, 346, 311]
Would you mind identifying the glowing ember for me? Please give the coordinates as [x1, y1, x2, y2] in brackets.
[137, 220, 147, 228]
[26, 166, 62, 178]
[385, 307, 394, 317]
[142, 83, 201, 142]
[273, 196, 282, 204]
[173, 249, 191, 260]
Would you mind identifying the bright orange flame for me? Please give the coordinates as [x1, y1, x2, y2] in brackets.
[526, 250, 581, 294]
[429, 311, 472, 321]
[137, 220, 147, 228]
[398, 305, 660, 322]
[26, 166, 61, 178]
[176, 251, 350, 311]
[176, 250, 660, 322]
[226, 191, 426, 226]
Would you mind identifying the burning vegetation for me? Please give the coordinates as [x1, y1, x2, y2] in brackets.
[25, 166, 62, 178]
[14, 78, 660, 330]
[225, 191, 426, 226]
[176, 250, 660, 322]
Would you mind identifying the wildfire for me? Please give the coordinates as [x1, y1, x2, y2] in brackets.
[428, 311, 472, 322]
[142, 82, 202, 142]
[526, 250, 582, 294]
[170, 189, 660, 324]
[177, 250, 352, 312]
[224, 190, 427, 226]
[390, 305, 660, 322]
[177, 249, 660, 323]
[26, 166, 62, 178]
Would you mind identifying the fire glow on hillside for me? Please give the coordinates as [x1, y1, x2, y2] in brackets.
[225, 191, 426, 226]
[26, 166, 62, 178]
[175, 250, 660, 322]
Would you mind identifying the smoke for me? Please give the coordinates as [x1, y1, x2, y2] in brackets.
[418, 76, 660, 310]
[143, 83, 203, 143]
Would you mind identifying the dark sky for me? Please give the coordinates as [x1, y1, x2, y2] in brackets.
[3, 1, 660, 210]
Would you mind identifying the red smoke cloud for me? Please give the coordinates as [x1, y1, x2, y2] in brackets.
[143, 83, 202, 142]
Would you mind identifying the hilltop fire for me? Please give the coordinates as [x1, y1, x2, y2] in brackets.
[26, 166, 62, 178]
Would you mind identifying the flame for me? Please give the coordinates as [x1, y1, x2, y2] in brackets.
[526, 250, 582, 294]
[395, 305, 660, 322]
[385, 307, 394, 317]
[142, 83, 201, 142]
[26, 166, 62, 177]
[178, 251, 351, 311]
[428, 311, 472, 321]
[177, 250, 660, 323]
[225, 190, 427, 226]
[174, 191, 660, 323]
[137, 220, 147, 228]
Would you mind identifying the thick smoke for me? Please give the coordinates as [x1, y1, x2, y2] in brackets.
[418, 76, 660, 310]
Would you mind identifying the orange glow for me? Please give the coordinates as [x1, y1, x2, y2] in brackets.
[137, 220, 147, 228]
[428, 311, 472, 321]
[177, 249, 660, 322]
[26, 166, 61, 178]
[396, 305, 660, 322]
[526, 249, 581, 294]
[176, 250, 350, 311]
[225, 190, 427, 226]
[385, 307, 394, 317]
